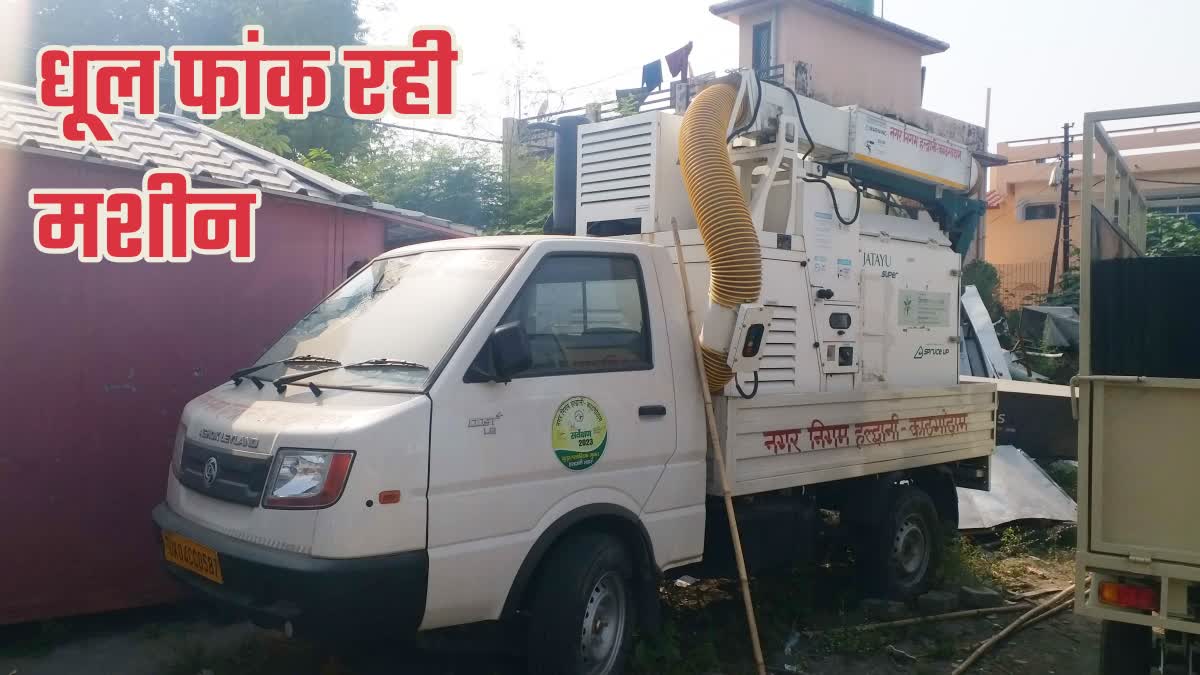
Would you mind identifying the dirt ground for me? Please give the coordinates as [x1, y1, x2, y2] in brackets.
[0, 612, 1098, 675]
[2, 534, 1098, 675]
[631, 536, 1096, 675]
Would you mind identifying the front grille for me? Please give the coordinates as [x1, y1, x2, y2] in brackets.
[178, 441, 271, 506]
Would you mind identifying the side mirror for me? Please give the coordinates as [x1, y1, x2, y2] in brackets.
[490, 321, 532, 382]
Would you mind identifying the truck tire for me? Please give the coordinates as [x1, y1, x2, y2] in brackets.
[526, 532, 636, 675]
[1099, 620, 1153, 675]
[859, 485, 944, 600]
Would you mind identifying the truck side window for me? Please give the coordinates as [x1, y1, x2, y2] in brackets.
[500, 254, 652, 377]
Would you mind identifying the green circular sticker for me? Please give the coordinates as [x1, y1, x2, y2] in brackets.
[552, 396, 608, 471]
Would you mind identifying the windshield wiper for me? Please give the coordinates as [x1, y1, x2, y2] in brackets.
[271, 358, 429, 396]
[231, 355, 341, 388]
[345, 358, 428, 370]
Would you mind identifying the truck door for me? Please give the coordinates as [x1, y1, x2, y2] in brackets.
[423, 241, 677, 629]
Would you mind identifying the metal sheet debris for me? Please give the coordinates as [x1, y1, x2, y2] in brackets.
[958, 445, 1077, 530]
[1021, 305, 1080, 349]
[959, 285, 1010, 380]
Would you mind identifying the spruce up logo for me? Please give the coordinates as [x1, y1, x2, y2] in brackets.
[914, 344, 951, 359]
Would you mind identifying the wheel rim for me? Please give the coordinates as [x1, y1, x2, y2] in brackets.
[892, 515, 929, 582]
[579, 571, 627, 675]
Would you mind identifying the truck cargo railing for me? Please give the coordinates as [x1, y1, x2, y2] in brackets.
[1076, 101, 1200, 638]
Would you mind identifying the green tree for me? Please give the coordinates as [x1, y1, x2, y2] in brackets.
[496, 158, 553, 233]
[298, 147, 360, 185]
[297, 139, 552, 231]
[1041, 246, 1079, 309]
[225, 0, 371, 158]
[24, 0, 372, 158]
[1146, 213, 1200, 257]
[347, 138, 503, 228]
[1040, 214, 1200, 310]
[212, 113, 293, 156]
[961, 259, 1004, 321]
[616, 94, 643, 117]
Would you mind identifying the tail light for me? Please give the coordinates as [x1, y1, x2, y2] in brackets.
[262, 449, 355, 509]
[1099, 581, 1159, 612]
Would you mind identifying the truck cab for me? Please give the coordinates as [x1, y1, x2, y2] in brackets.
[154, 235, 706, 664]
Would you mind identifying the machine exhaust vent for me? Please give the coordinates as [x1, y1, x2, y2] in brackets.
[758, 303, 798, 391]
[578, 120, 654, 206]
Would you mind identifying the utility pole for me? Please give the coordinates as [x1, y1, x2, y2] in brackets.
[977, 86, 991, 260]
[1046, 122, 1074, 295]
[1059, 122, 1073, 276]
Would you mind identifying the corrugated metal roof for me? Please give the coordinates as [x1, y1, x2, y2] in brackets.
[709, 0, 949, 54]
[0, 82, 476, 239]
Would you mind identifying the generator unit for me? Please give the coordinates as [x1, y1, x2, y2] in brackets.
[574, 73, 982, 398]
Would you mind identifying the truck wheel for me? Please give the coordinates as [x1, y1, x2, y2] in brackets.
[859, 485, 944, 600]
[1100, 620, 1153, 675]
[526, 532, 636, 675]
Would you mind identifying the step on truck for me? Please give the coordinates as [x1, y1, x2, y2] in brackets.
[1073, 101, 1200, 675]
[152, 70, 996, 674]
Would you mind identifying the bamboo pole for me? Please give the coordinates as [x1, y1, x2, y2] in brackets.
[804, 602, 1029, 636]
[1013, 586, 1067, 600]
[670, 220, 767, 675]
[1019, 597, 1073, 630]
[951, 584, 1076, 674]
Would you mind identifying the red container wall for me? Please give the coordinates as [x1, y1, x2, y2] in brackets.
[0, 152, 387, 624]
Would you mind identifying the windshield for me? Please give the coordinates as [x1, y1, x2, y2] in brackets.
[253, 247, 520, 390]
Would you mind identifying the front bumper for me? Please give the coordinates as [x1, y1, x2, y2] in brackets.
[152, 503, 427, 635]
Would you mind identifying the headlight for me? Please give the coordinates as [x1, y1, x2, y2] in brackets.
[262, 449, 355, 509]
[171, 424, 187, 476]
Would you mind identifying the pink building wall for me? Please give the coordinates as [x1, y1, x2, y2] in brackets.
[775, 2, 924, 118]
[729, 0, 931, 119]
[0, 151, 389, 624]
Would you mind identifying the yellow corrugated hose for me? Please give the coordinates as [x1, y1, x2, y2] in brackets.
[678, 83, 763, 393]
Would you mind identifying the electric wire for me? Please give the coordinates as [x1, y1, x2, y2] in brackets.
[726, 72, 764, 143]
[781, 80, 862, 225]
[1139, 178, 1200, 187]
[783, 83, 817, 163]
[803, 175, 863, 225]
[734, 370, 759, 399]
[307, 110, 504, 144]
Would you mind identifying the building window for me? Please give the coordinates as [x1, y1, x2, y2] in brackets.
[1022, 203, 1058, 221]
[752, 21, 772, 73]
[1149, 201, 1200, 227]
[499, 254, 652, 377]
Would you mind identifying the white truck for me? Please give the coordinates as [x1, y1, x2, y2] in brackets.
[152, 72, 996, 674]
[1073, 101, 1200, 674]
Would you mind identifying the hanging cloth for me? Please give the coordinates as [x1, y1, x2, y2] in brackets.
[641, 59, 663, 92]
[665, 42, 693, 79]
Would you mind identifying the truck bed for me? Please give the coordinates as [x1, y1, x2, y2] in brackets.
[710, 382, 997, 496]
[1085, 379, 1200, 565]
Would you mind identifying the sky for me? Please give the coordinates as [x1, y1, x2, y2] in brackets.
[362, 0, 1200, 150]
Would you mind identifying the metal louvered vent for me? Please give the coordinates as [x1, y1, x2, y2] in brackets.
[758, 303, 798, 392]
[578, 120, 654, 206]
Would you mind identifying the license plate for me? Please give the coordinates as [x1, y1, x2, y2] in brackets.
[162, 531, 223, 584]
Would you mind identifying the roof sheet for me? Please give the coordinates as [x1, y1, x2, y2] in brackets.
[0, 82, 475, 240]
